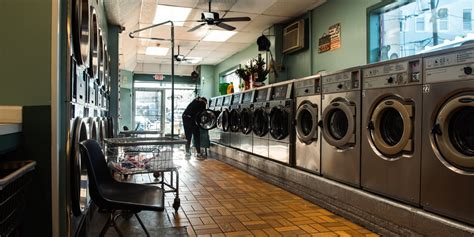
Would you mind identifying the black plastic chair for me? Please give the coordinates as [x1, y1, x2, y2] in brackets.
[79, 139, 164, 237]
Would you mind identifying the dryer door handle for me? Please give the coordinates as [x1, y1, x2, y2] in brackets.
[431, 123, 442, 135]
[368, 121, 375, 130]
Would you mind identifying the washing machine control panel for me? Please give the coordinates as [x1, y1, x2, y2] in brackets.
[294, 76, 321, 96]
[223, 95, 232, 106]
[322, 70, 360, 93]
[363, 59, 421, 89]
[424, 48, 474, 83]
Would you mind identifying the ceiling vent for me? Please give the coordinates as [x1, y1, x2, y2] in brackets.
[282, 19, 305, 54]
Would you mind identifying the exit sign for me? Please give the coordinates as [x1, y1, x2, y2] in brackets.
[154, 74, 164, 80]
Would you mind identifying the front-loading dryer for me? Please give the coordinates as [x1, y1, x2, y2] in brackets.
[196, 97, 221, 141]
[239, 90, 255, 152]
[268, 81, 294, 165]
[320, 68, 361, 187]
[361, 56, 422, 205]
[252, 86, 272, 158]
[229, 93, 242, 149]
[294, 75, 322, 174]
[421, 46, 474, 225]
[218, 95, 232, 146]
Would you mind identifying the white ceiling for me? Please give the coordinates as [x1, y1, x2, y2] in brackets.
[104, 0, 326, 75]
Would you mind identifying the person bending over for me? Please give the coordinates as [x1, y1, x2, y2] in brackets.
[182, 97, 207, 157]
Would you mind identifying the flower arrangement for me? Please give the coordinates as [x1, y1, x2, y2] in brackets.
[234, 54, 270, 90]
[253, 54, 269, 83]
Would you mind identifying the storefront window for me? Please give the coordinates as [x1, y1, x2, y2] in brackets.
[370, 0, 474, 62]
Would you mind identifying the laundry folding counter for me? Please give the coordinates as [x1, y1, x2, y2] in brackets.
[104, 137, 186, 211]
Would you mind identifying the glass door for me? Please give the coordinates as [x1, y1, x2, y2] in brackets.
[133, 89, 165, 132]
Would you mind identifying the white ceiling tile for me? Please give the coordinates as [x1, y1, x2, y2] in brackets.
[156, 0, 199, 8]
[218, 11, 257, 31]
[229, 0, 277, 14]
[214, 42, 249, 52]
[195, 41, 223, 51]
[194, 0, 237, 11]
[226, 32, 260, 43]
[187, 49, 211, 58]
[262, 0, 319, 17]
[241, 15, 290, 32]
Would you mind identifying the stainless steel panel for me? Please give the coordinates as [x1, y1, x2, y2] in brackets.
[421, 80, 474, 225]
[240, 133, 253, 153]
[230, 133, 241, 149]
[322, 91, 361, 187]
[268, 140, 290, 164]
[295, 95, 321, 174]
[361, 85, 422, 205]
[252, 136, 268, 158]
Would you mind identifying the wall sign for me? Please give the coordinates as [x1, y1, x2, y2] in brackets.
[154, 74, 164, 80]
[318, 23, 341, 53]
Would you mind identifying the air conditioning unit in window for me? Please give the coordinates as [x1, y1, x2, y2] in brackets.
[283, 19, 305, 54]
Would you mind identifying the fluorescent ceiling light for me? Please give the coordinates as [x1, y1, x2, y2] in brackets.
[153, 5, 192, 26]
[186, 57, 202, 63]
[202, 30, 237, 42]
[145, 46, 169, 56]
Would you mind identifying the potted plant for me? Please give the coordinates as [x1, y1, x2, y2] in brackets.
[252, 54, 269, 87]
[235, 66, 251, 90]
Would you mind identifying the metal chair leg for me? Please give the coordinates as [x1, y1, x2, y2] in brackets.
[135, 213, 150, 237]
[99, 211, 125, 237]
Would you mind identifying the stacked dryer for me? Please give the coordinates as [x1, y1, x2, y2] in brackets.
[268, 81, 294, 165]
[421, 46, 474, 225]
[252, 86, 272, 158]
[361, 56, 423, 205]
[239, 90, 255, 152]
[294, 75, 322, 174]
[320, 68, 362, 187]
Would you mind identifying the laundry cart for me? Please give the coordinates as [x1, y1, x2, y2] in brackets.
[104, 137, 186, 211]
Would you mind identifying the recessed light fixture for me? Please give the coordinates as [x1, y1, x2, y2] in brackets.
[145, 46, 169, 56]
[202, 30, 237, 42]
[153, 5, 192, 26]
[186, 57, 202, 64]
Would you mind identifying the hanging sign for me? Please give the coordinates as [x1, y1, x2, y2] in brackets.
[318, 23, 341, 53]
[154, 74, 164, 80]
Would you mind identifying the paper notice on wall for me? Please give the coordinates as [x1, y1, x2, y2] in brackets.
[318, 23, 341, 53]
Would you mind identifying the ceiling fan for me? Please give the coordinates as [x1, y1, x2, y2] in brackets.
[187, 0, 251, 32]
[174, 45, 193, 62]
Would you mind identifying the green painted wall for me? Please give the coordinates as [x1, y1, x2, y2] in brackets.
[119, 70, 134, 130]
[134, 74, 198, 84]
[312, 0, 381, 73]
[0, 0, 52, 105]
[213, 43, 260, 96]
[199, 65, 215, 99]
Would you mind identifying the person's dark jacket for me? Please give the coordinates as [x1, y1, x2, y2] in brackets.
[182, 98, 206, 120]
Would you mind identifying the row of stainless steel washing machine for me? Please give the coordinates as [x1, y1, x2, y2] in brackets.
[201, 45, 473, 225]
[201, 81, 295, 165]
[293, 45, 473, 226]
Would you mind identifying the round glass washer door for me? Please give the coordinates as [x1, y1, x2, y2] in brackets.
[369, 98, 413, 157]
[296, 101, 318, 144]
[229, 109, 241, 132]
[253, 108, 269, 137]
[240, 107, 253, 134]
[197, 109, 219, 130]
[269, 106, 289, 140]
[322, 100, 356, 148]
[433, 95, 474, 170]
[217, 109, 230, 132]
[70, 117, 89, 216]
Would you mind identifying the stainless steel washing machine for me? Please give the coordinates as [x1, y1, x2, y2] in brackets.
[268, 81, 294, 165]
[218, 95, 232, 146]
[252, 86, 272, 158]
[421, 46, 474, 225]
[239, 90, 255, 152]
[229, 93, 242, 149]
[206, 97, 220, 143]
[361, 56, 422, 205]
[294, 75, 322, 174]
[320, 68, 361, 187]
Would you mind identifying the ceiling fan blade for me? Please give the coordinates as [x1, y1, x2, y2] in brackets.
[216, 22, 236, 31]
[219, 17, 251, 22]
[188, 23, 206, 32]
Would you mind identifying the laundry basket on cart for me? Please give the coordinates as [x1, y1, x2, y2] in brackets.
[0, 160, 36, 236]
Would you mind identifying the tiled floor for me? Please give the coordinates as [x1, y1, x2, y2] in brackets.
[91, 154, 378, 237]
[162, 157, 378, 237]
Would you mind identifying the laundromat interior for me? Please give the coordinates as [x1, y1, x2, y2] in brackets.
[1, 0, 474, 236]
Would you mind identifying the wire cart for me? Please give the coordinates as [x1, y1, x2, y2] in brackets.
[0, 160, 35, 236]
[104, 137, 186, 211]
